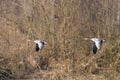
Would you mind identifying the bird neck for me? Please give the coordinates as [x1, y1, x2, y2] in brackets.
[41, 42, 45, 45]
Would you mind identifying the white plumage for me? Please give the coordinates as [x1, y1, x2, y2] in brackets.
[34, 40, 47, 51]
[91, 38, 105, 54]
[84, 38, 105, 54]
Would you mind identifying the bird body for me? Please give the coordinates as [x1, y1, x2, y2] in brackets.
[93, 42, 97, 54]
[90, 38, 105, 54]
[34, 40, 46, 51]
[91, 38, 103, 49]
[84, 38, 105, 54]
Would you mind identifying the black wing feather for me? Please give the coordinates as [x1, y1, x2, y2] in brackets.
[93, 42, 97, 54]
[35, 43, 39, 51]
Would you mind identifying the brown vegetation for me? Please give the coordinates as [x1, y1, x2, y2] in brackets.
[0, 0, 120, 80]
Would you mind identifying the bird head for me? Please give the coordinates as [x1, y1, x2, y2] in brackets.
[40, 40, 47, 45]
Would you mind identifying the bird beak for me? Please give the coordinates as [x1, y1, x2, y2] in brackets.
[44, 41, 47, 44]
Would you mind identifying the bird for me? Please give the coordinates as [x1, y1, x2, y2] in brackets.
[34, 40, 47, 51]
[84, 38, 105, 54]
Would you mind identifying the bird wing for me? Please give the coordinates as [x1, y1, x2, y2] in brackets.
[36, 43, 39, 51]
[93, 42, 97, 54]
[37, 42, 43, 50]
[95, 39, 102, 50]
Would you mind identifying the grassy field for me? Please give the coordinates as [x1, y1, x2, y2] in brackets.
[0, 0, 120, 80]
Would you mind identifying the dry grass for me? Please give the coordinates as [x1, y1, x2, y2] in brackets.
[0, 0, 120, 80]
